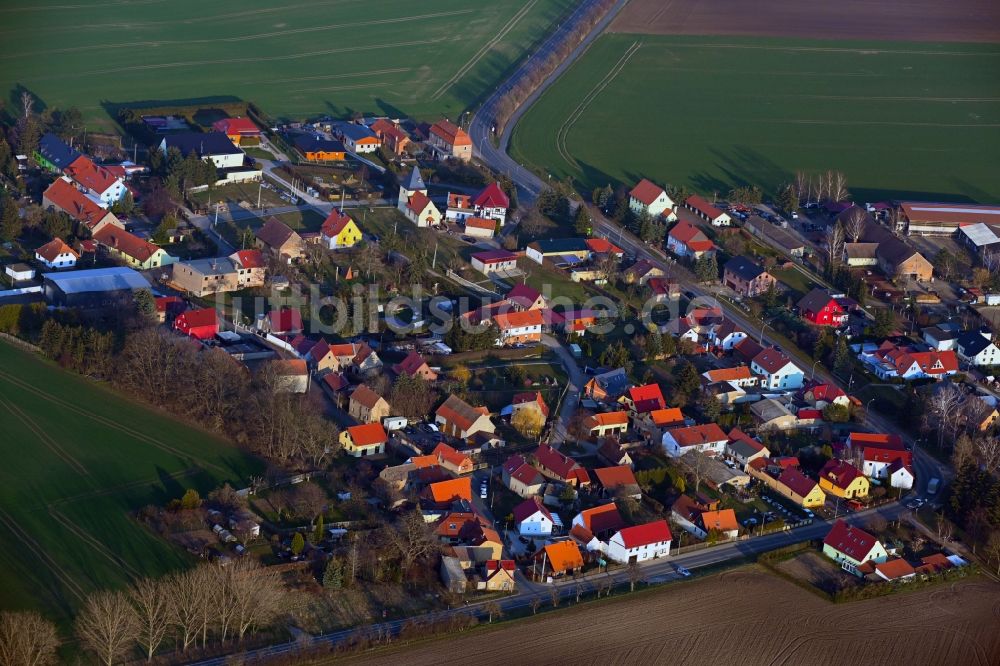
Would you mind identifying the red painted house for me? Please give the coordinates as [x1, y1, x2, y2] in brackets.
[174, 307, 219, 340]
[797, 288, 848, 327]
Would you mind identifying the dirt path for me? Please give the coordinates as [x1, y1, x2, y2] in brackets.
[346, 568, 1000, 665]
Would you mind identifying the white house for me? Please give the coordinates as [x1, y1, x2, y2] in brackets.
[34, 238, 80, 270]
[4, 263, 35, 283]
[512, 497, 553, 537]
[685, 195, 731, 227]
[886, 460, 915, 489]
[956, 329, 1000, 367]
[65, 157, 128, 205]
[471, 250, 518, 276]
[159, 132, 245, 169]
[472, 182, 510, 225]
[628, 179, 676, 220]
[751, 348, 804, 390]
[606, 520, 672, 564]
[339, 124, 380, 153]
[661, 423, 728, 458]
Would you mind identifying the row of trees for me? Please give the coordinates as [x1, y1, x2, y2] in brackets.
[0, 558, 283, 665]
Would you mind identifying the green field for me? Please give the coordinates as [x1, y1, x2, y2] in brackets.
[0, 0, 571, 129]
[511, 34, 1000, 203]
[0, 341, 262, 620]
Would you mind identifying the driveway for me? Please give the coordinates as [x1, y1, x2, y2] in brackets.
[541, 334, 585, 444]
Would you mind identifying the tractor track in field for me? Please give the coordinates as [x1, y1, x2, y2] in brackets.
[555, 39, 640, 169]
[430, 0, 540, 101]
[47, 507, 142, 580]
[0, 395, 89, 476]
[0, 510, 87, 602]
[0, 368, 230, 477]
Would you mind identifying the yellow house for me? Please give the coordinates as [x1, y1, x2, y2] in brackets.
[338, 422, 387, 457]
[748, 461, 825, 508]
[320, 210, 362, 249]
[818, 459, 870, 499]
[93, 226, 173, 270]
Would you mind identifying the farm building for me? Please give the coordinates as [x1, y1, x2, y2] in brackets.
[471, 250, 518, 276]
[293, 135, 346, 161]
[42, 267, 149, 307]
[35, 238, 79, 270]
[685, 195, 731, 226]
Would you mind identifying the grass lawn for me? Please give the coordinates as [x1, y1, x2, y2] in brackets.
[1, 0, 574, 130]
[189, 180, 288, 209]
[771, 265, 822, 300]
[244, 147, 277, 161]
[0, 342, 263, 621]
[511, 34, 1000, 203]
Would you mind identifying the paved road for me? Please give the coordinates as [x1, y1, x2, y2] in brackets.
[469, 0, 630, 204]
[541, 333, 586, 444]
[189, 500, 913, 666]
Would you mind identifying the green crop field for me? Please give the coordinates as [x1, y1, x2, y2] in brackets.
[0, 341, 262, 620]
[0, 0, 572, 129]
[511, 34, 1000, 203]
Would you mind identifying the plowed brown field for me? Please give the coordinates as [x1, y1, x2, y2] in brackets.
[610, 0, 1000, 42]
[349, 568, 1000, 666]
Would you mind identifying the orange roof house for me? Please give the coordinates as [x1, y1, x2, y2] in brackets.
[667, 220, 715, 258]
[392, 350, 438, 381]
[538, 540, 583, 576]
[698, 509, 739, 536]
[426, 477, 473, 504]
[339, 422, 388, 457]
[582, 411, 629, 438]
[211, 117, 260, 144]
[572, 502, 625, 536]
[435, 395, 495, 439]
[428, 120, 472, 161]
[42, 177, 121, 232]
[432, 443, 474, 475]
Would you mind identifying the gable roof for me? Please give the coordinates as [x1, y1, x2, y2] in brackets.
[820, 459, 865, 490]
[700, 509, 738, 533]
[473, 182, 509, 209]
[35, 237, 80, 263]
[345, 422, 387, 447]
[267, 308, 302, 333]
[175, 307, 217, 330]
[542, 540, 583, 573]
[65, 156, 121, 195]
[406, 190, 434, 215]
[823, 519, 881, 561]
[752, 348, 795, 374]
[724, 256, 766, 281]
[584, 412, 630, 429]
[293, 134, 345, 154]
[464, 216, 495, 231]
[808, 383, 846, 402]
[92, 226, 163, 262]
[161, 131, 242, 157]
[339, 123, 378, 142]
[429, 120, 471, 147]
[38, 133, 81, 170]
[626, 383, 666, 413]
[798, 288, 843, 315]
[321, 209, 354, 237]
[957, 330, 994, 356]
[667, 423, 728, 448]
[231, 249, 264, 269]
[616, 520, 672, 548]
[593, 466, 638, 490]
[778, 467, 819, 498]
[586, 238, 623, 255]
[513, 496, 552, 524]
[212, 117, 259, 135]
[534, 444, 586, 482]
[588, 368, 629, 398]
[649, 407, 685, 427]
[270, 358, 308, 376]
[576, 503, 625, 533]
[685, 194, 725, 220]
[402, 166, 425, 192]
[493, 308, 544, 330]
[427, 477, 472, 503]
[43, 177, 113, 227]
[668, 221, 713, 251]
[630, 178, 666, 206]
[875, 558, 916, 580]
[256, 217, 300, 249]
[436, 395, 490, 433]
[350, 384, 385, 410]
[703, 366, 754, 383]
[507, 283, 543, 309]
[472, 249, 518, 265]
[393, 350, 430, 376]
[512, 391, 549, 417]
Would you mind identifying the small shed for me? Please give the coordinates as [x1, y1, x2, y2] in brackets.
[4, 263, 35, 283]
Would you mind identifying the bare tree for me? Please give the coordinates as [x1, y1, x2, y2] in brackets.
[866, 514, 888, 534]
[228, 558, 284, 643]
[825, 222, 846, 272]
[20, 91, 33, 120]
[935, 511, 953, 542]
[482, 601, 502, 624]
[831, 171, 849, 202]
[961, 398, 993, 435]
[385, 510, 439, 575]
[530, 596, 541, 615]
[129, 577, 171, 662]
[168, 567, 208, 652]
[627, 562, 642, 592]
[927, 384, 964, 450]
[977, 436, 1000, 475]
[985, 531, 1000, 576]
[548, 586, 560, 608]
[574, 582, 584, 603]
[793, 171, 807, 205]
[0, 610, 60, 666]
[76, 590, 138, 666]
[843, 207, 867, 243]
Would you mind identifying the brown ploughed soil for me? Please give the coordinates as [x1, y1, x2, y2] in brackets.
[610, 0, 1000, 42]
[347, 567, 1000, 665]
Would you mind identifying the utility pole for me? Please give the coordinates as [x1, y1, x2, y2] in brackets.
[257, 180, 262, 210]
[432, 241, 438, 269]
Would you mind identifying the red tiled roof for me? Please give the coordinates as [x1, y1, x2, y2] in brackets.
[174, 307, 217, 329]
[493, 309, 544, 330]
[65, 155, 120, 195]
[700, 509, 738, 533]
[507, 283, 543, 309]
[810, 384, 846, 402]
[232, 249, 264, 268]
[535, 444, 584, 480]
[584, 411, 629, 429]
[350, 384, 385, 410]
[875, 558, 916, 580]
[626, 383, 666, 413]
[268, 309, 302, 333]
[472, 250, 518, 265]
[322, 373, 349, 391]
[685, 194, 725, 220]
[35, 237, 79, 263]
[393, 350, 430, 376]
[649, 408, 685, 427]
[593, 466, 637, 490]
[464, 216, 495, 230]
[704, 366, 754, 383]
[427, 477, 472, 503]
[436, 395, 490, 433]
[345, 422, 388, 447]
[577, 502, 625, 533]
[752, 348, 794, 374]
[432, 442, 471, 469]
[473, 182, 509, 209]
[430, 120, 471, 147]
[43, 178, 110, 227]
[271, 359, 308, 376]
[616, 520, 672, 549]
[778, 467, 818, 498]
[630, 178, 666, 206]
[512, 391, 549, 418]
[820, 459, 865, 490]
[407, 190, 433, 215]
[668, 220, 713, 251]
[513, 496, 552, 524]
[849, 432, 904, 449]
[321, 209, 354, 237]
[212, 117, 259, 135]
[541, 540, 583, 573]
[667, 423, 728, 448]
[823, 520, 880, 561]
[585, 237, 623, 255]
[92, 226, 162, 262]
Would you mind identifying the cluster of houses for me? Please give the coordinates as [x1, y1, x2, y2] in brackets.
[286, 116, 471, 164]
[395, 166, 509, 234]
